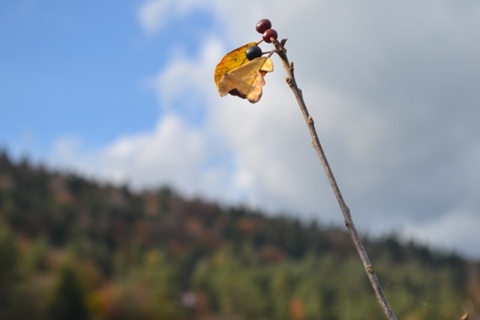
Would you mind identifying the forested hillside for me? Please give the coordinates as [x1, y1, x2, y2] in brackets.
[0, 151, 478, 319]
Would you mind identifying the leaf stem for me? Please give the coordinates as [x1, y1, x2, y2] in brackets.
[273, 38, 397, 320]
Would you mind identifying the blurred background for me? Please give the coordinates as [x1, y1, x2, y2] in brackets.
[1, 1, 480, 319]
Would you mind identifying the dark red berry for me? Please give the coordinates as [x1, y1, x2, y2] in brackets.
[256, 19, 272, 34]
[262, 28, 278, 43]
[245, 45, 263, 60]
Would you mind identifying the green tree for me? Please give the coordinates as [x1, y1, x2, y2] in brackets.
[0, 226, 20, 319]
[49, 266, 89, 320]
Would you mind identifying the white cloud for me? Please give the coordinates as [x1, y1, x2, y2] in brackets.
[402, 205, 480, 259]
[51, 136, 83, 165]
[151, 37, 224, 112]
[138, 0, 213, 33]
[98, 116, 207, 188]
[137, 0, 171, 33]
[52, 115, 207, 191]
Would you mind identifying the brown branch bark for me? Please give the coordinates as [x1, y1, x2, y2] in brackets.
[273, 38, 397, 320]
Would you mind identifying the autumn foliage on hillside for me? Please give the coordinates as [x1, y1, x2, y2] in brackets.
[0, 150, 478, 319]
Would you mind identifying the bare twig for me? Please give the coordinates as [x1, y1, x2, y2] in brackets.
[272, 38, 397, 320]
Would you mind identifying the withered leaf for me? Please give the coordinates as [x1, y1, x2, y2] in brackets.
[217, 57, 274, 103]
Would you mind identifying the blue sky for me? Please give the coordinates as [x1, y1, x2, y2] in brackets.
[1, 1, 216, 158]
[2, 1, 480, 259]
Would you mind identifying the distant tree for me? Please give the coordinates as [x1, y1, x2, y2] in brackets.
[0, 226, 20, 319]
[49, 266, 89, 320]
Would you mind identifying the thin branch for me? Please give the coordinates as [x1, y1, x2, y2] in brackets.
[273, 38, 397, 320]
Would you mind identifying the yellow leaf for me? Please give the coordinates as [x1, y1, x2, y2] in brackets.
[214, 42, 257, 87]
[218, 57, 274, 103]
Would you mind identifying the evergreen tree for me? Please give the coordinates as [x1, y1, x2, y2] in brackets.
[49, 266, 89, 320]
[0, 226, 19, 319]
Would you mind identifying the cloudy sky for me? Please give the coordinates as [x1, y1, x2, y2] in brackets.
[1, 1, 480, 259]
